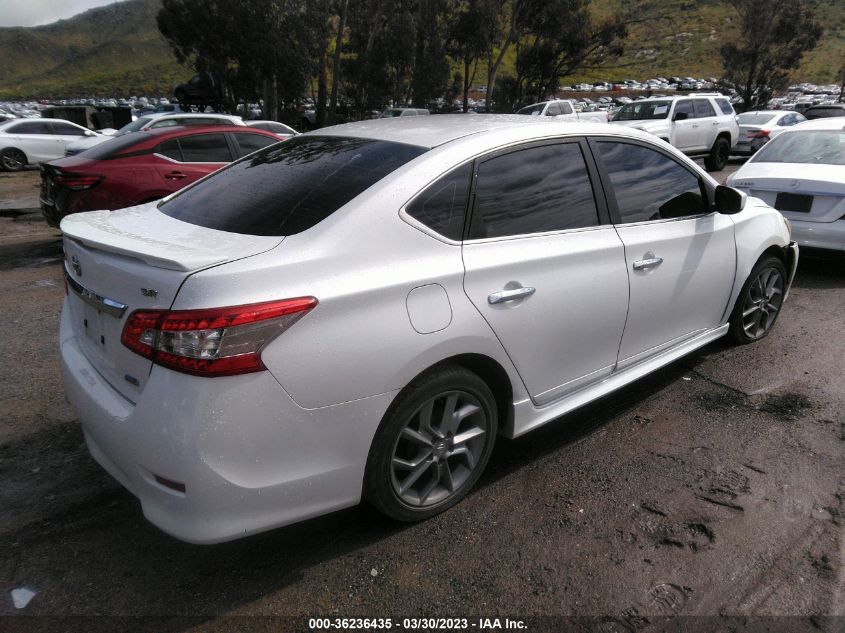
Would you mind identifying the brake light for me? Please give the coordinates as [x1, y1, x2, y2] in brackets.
[121, 297, 317, 377]
[748, 129, 770, 139]
[55, 173, 103, 190]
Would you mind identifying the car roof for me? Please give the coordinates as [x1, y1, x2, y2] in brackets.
[153, 112, 240, 120]
[1, 117, 84, 125]
[307, 114, 655, 149]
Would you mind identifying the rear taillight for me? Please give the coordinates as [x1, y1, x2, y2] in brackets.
[748, 129, 770, 139]
[55, 173, 103, 191]
[121, 297, 317, 377]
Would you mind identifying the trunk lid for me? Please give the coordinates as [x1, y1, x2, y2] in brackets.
[61, 204, 283, 401]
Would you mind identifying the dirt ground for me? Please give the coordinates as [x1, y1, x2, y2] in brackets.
[0, 166, 842, 632]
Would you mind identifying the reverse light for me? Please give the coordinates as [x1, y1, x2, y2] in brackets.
[121, 297, 317, 376]
[55, 173, 104, 191]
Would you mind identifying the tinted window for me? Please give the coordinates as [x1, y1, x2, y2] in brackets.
[159, 136, 427, 236]
[546, 103, 562, 116]
[694, 99, 716, 118]
[52, 122, 87, 136]
[178, 134, 232, 162]
[560, 101, 573, 115]
[804, 107, 845, 120]
[752, 131, 845, 166]
[674, 100, 695, 119]
[596, 142, 707, 223]
[157, 139, 182, 161]
[516, 103, 545, 116]
[71, 131, 147, 160]
[406, 163, 472, 241]
[234, 132, 278, 157]
[9, 121, 52, 134]
[470, 143, 598, 239]
[715, 98, 734, 115]
[613, 100, 672, 121]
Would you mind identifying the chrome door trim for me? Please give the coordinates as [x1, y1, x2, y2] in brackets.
[64, 267, 128, 318]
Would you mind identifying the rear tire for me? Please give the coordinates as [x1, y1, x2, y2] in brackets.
[728, 255, 787, 344]
[364, 365, 497, 522]
[0, 148, 26, 172]
[704, 136, 730, 171]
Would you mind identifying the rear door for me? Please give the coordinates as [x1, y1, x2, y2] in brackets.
[50, 121, 89, 155]
[693, 99, 718, 150]
[152, 132, 233, 190]
[590, 138, 736, 368]
[462, 139, 629, 406]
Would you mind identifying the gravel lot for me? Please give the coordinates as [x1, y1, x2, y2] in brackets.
[0, 164, 842, 631]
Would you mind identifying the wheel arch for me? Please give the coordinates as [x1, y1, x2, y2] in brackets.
[0, 145, 28, 164]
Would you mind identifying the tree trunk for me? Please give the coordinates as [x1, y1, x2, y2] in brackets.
[463, 57, 471, 112]
[316, 48, 329, 128]
[328, 0, 349, 125]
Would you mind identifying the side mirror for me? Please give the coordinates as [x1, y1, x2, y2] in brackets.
[715, 185, 747, 214]
[673, 111, 688, 121]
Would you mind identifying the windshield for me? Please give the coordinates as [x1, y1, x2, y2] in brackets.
[752, 130, 845, 166]
[159, 136, 428, 236]
[612, 101, 671, 121]
[115, 116, 153, 136]
[516, 104, 545, 116]
[737, 112, 776, 125]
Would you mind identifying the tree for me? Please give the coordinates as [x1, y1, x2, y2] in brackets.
[719, 0, 823, 111]
[448, 1, 496, 111]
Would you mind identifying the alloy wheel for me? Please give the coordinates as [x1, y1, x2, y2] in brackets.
[741, 267, 784, 339]
[390, 390, 489, 508]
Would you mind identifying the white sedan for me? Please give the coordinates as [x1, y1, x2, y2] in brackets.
[0, 118, 101, 171]
[59, 117, 796, 543]
[727, 117, 845, 252]
[733, 110, 807, 155]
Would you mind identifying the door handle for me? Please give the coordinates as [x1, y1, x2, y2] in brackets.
[633, 256, 664, 270]
[488, 286, 536, 304]
[165, 171, 186, 180]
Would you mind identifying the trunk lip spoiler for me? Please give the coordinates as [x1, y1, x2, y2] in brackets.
[64, 265, 128, 319]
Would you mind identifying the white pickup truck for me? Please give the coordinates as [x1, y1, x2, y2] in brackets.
[516, 99, 608, 123]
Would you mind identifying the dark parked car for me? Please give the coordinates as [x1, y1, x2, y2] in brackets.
[40, 125, 279, 227]
[802, 104, 845, 120]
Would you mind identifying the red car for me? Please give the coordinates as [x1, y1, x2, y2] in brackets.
[40, 125, 280, 227]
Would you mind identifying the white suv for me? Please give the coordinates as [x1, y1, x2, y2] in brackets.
[610, 95, 738, 171]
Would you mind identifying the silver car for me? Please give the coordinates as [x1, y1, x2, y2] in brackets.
[59, 116, 797, 543]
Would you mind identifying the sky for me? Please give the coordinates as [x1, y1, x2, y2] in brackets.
[0, 0, 127, 27]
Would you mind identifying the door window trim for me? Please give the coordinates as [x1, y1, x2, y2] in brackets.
[586, 136, 716, 226]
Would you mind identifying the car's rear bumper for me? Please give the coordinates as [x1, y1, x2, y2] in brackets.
[60, 303, 395, 543]
[788, 219, 845, 253]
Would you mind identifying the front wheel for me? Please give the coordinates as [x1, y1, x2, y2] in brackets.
[0, 148, 26, 172]
[364, 366, 497, 522]
[704, 136, 730, 171]
[728, 255, 787, 344]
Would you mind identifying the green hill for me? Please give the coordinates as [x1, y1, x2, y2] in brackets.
[0, 0, 842, 100]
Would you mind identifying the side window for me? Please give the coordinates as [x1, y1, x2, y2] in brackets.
[14, 121, 52, 134]
[157, 139, 182, 161]
[674, 100, 695, 119]
[546, 103, 561, 116]
[178, 134, 232, 162]
[470, 142, 599, 239]
[51, 122, 87, 136]
[595, 141, 708, 223]
[405, 162, 472, 241]
[560, 101, 573, 115]
[694, 99, 716, 118]
[715, 98, 734, 115]
[234, 132, 278, 157]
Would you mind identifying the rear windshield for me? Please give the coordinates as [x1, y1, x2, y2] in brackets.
[752, 130, 845, 166]
[78, 132, 149, 160]
[612, 100, 672, 121]
[158, 136, 428, 236]
[737, 112, 776, 125]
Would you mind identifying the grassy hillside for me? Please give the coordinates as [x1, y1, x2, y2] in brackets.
[0, 0, 842, 100]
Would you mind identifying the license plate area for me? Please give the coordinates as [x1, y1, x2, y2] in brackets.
[775, 192, 813, 213]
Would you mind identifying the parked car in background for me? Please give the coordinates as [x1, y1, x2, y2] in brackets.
[58, 116, 795, 543]
[41, 125, 279, 227]
[380, 108, 431, 118]
[64, 113, 246, 156]
[727, 118, 845, 253]
[801, 103, 845, 120]
[0, 118, 102, 171]
[610, 95, 738, 171]
[516, 99, 608, 123]
[733, 110, 807, 155]
[245, 120, 299, 139]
